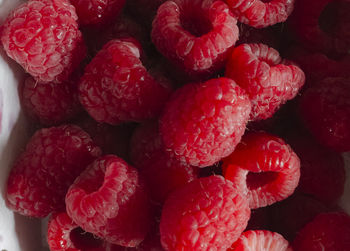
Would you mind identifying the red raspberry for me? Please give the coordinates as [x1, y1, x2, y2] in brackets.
[225, 43, 305, 121]
[65, 155, 152, 247]
[299, 77, 350, 152]
[151, 0, 239, 78]
[69, 0, 126, 26]
[288, 0, 350, 57]
[130, 121, 199, 203]
[47, 212, 105, 251]
[1, 0, 86, 83]
[223, 131, 300, 209]
[78, 39, 172, 125]
[20, 75, 82, 126]
[109, 232, 164, 250]
[160, 176, 250, 251]
[270, 194, 330, 241]
[160, 77, 251, 167]
[293, 212, 350, 251]
[286, 132, 345, 204]
[226, 0, 295, 28]
[228, 230, 292, 251]
[6, 125, 101, 217]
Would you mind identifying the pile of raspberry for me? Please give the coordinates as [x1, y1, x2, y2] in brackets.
[2, 0, 350, 250]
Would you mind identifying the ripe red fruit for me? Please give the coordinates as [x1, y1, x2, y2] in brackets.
[65, 155, 152, 247]
[160, 77, 251, 167]
[160, 176, 250, 251]
[223, 131, 300, 209]
[1, 0, 86, 83]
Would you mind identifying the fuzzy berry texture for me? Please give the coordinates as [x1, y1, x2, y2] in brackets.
[78, 39, 171, 125]
[6, 125, 101, 217]
[65, 155, 152, 247]
[69, 0, 126, 26]
[47, 212, 105, 251]
[160, 77, 251, 167]
[20, 75, 82, 126]
[228, 230, 292, 251]
[225, 43, 305, 121]
[160, 176, 250, 251]
[152, 0, 239, 78]
[293, 212, 350, 251]
[299, 77, 350, 152]
[285, 132, 345, 204]
[270, 194, 330, 241]
[226, 0, 295, 28]
[223, 131, 300, 209]
[1, 0, 86, 83]
[130, 121, 199, 203]
[288, 0, 350, 57]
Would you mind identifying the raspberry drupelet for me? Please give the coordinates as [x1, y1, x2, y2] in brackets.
[160, 77, 251, 167]
[223, 131, 300, 209]
[1, 0, 86, 83]
[78, 38, 172, 125]
[225, 43, 305, 121]
[6, 125, 101, 217]
[69, 0, 126, 26]
[226, 0, 295, 28]
[65, 155, 152, 247]
[160, 176, 250, 251]
[151, 0, 239, 78]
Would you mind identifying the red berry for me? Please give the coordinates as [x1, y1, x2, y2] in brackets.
[293, 212, 350, 251]
[65, 155, 152, 247]
[160, 77, 251, 167]
[288, 0, 350, 57]
[47, 212, 105, 251]
[225, 43, 305, 120]
[228, 230, 292, 251]
[20, 75, 82, 126]
[160, 176, 250, 251]
[286, 132, 345, 204]
[69, 0, 126, 26]
[130, 121, 199, 203]
[78, 38, 172, 125]
[226, 0, 295, 28]
[1, 0, 86, 83]
[299, 77, 350, 152]
[151, 0, 239, 78]
[6, 125, 101, 217]
[223, 131, 300, 209]
[270, 194, 331, 241]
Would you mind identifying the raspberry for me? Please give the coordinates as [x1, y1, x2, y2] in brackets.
[270, 194, 330, 241]
[228, 230, 292, 251]
[69, 0, 126, 26]
[1, 0, 86, 83]
[130, 121, 199, 203]
[78, 39, 172, 125]
[47, 212, 105, 251]
[225, 43, 305, 120]
[151, 0, 239, 78]
[65, 155, 152, 247]
[286, 132, 345, 204]
[223, 131, 300, 209]
[6, 125, 101, 217]
[20, 75, 82, 126]
[293, 212, 350, 251]
[288, 0, 350, 57]
[299, 77, 350, 152]
[160, 176, 250, 251]
[226, 0, 295, 28]
[160, 77, 251, 167]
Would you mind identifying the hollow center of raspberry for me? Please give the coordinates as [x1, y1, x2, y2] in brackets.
[246, 171, 279, 190]
[70, 227, 103, 249]
[180, 10, 212, 37]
